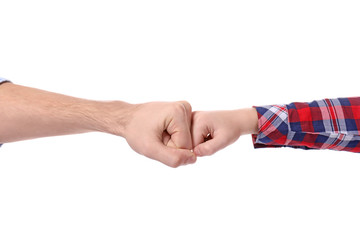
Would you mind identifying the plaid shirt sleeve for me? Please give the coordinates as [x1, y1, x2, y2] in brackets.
[252, 97, 360, 153]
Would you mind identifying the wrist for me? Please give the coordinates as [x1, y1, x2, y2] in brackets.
[235, 108, 259, 135]
[90, 100, 137, 137]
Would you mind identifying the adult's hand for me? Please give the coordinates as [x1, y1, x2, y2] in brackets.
[0, 83, 195, 167]
[122, 101, 196, 168]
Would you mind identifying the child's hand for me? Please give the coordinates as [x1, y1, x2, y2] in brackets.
[191, 108, 258, 157]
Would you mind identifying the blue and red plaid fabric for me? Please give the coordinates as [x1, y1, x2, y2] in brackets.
[252, 97, 360, 153]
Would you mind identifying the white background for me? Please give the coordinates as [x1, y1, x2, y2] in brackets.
[1, 0, 360, 239]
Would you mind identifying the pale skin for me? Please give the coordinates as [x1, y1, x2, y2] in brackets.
[0, 82, 196, 168]
[0, 82, 259, 167]
[191, 108, 259, 157]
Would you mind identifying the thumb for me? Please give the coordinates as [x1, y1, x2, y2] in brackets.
[193, 134, 229, 157]
[148, 141, 197, 168]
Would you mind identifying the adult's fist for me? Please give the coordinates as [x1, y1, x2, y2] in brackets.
[123, 101, 196, 168]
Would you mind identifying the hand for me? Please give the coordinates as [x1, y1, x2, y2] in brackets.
[123, 101, 196, 168]
[191, 108, 258, 157]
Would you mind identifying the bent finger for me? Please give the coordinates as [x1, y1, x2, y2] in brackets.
[193, 135, 228, 157]
[191, 111, 213, 148]
[167, 102, 193, 150]
[148, 141, 197, 168]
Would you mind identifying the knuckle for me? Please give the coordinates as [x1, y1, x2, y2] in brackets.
[194, 111, 205, 120]
[192, 111, 199, 118]
[169, 156, 183, 168]
[191, 111, 202, 123]
[172, 101, 192, 117]
[180, 101, 192, 112]
[168, 161, 180, 168]
[172, 102, 187, 114]
[140, 141, 153, 157]
[201, 145, 214, 156]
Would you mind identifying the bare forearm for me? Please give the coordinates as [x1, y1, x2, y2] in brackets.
[0, 83, 131, 143]
[236, 108, 259, 135]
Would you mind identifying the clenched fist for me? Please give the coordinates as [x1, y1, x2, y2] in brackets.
[191, 108, 258, 157]
[122, 101, 196, 168]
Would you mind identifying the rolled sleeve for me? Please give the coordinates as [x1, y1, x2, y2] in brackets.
[252, 104, 290, 149]
[252, 98, 360, 153]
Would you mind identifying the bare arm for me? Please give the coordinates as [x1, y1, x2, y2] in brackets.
[0, 82, 121, 142]
[0, 82, 195, 167]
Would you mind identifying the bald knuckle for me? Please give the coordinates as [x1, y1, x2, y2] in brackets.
[166, 151, 185, 168]
[179, 100, 192, 113]
[199, 144, 216, 156]
[192, 111, 208, 125]
[170, 101, 187, 116]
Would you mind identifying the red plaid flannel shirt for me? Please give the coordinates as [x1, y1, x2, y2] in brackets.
[252, 97, 360, 153]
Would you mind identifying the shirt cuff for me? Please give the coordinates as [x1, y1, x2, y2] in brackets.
[0, 77, 11, 85]
[251, 104, 290, 149]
